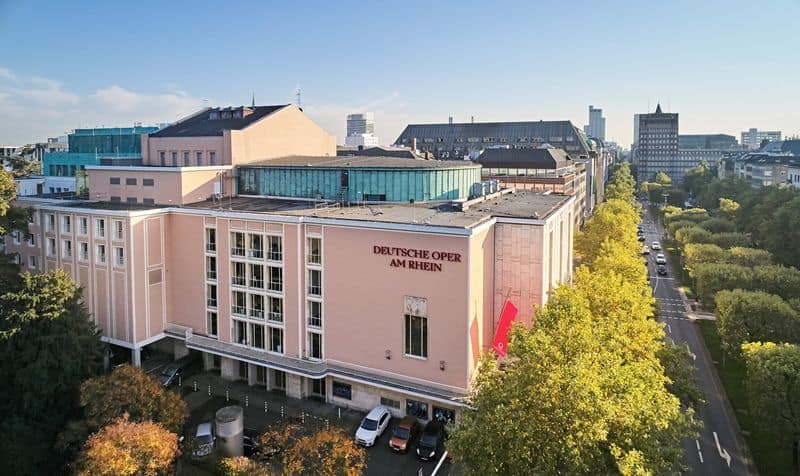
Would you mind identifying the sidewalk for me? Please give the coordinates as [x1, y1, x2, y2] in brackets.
[674, 287, 716, 321]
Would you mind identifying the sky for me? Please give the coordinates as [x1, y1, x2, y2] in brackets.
[1, 0, 799, 147]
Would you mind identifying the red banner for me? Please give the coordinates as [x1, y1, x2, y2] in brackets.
[492, 301, 518, 357]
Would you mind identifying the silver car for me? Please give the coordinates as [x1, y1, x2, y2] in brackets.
[192, 422, 215, 458]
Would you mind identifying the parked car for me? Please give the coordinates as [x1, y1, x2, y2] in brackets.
[192, 422, 215, 459]
[652, 241, 661, 250]
[416, 420, 444, 461]
[655, 253, 667, 265]
[159, 364, 180, 386]
[642, 245, 650, 255]
[355, 406, 391, 447]
[657, 264, 668, 276]
[638, 235, 646, 242]
[389, 415, 420, 453]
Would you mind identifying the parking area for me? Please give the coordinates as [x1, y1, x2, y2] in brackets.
[175, 371, 454, 475]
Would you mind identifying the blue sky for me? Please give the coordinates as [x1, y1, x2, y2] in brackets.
[1, 0, 798, 146]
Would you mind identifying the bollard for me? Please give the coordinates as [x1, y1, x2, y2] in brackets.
[225, 389, 229, 402]
[281, 406, 285, 419]
[245, 395, 249, 407]
[325, 419, 329, 431]
[208, 384, 211, 396]
[178, 375, 182, 387]
[338, 407, 341, 420]
[301, 412, 305, 424]
[264, 401, 268, 413]
[193, 381, 198, 392]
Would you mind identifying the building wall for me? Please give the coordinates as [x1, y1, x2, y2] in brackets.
[142, 135, 225, 167]
[87, 166, 231, 205]
[228, 106, 336, 164]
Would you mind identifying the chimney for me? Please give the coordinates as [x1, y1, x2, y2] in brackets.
[411, 137, 417, 152]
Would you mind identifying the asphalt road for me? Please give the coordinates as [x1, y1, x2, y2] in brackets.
[642, 207, 754, 475]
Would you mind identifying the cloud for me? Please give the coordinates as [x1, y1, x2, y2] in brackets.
[0, 72, 208, 144]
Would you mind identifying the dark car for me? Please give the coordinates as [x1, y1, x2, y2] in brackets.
[158, 351, 201, 386]
[416, 420, 444, 461]
[657, 264, 668, 275]
[638, 235, 646, 242]
[389, 415, 420, 453]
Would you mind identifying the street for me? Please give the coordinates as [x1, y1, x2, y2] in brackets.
[643, 207, 754, 475]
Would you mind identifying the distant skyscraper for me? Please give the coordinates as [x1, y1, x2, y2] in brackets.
[583, 105, 606, 141]
[741, 128, 781, 150]
[345, 113, 379, 147]
[633, 104, 679, 183]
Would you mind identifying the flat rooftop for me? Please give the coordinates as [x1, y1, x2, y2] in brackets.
[244, 155, 479, 170]
[183, 189, 569, 228]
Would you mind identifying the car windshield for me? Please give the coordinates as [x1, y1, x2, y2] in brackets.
[196, 434, 212, 445]
[361, 418, 378, 431]
[419, 433, 436, 446]
[393, 427, 410, 439]
[161, 365, 177, 377]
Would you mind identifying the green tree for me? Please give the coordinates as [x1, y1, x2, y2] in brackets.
[742, 342, 800, 473]
[0, 270, 105, 475]
[737, 186, 799, 242]
[683, 243, 727, 276]
[653, 171, 673, 187]
[675, 226, 712, 247]
[727, 247, 773, 267]
[0, 170, 16, 234]
[697, 177, 751, 211]
[76, 415, 179, 476]
[666, 219, 702, 238]
[716, 290, 800, 357]
[708, 232, 751, 249]
[667, 188, 687, 207]
[752, 265, 800, 301]
[698, 217, 736, 234]
[694, 263, 754, 308]
[606, 162, 637, 204]
[683, 162, 714, 199]
[79, 365, 189, 434]
[658, 339, 704, 408]
[763, 196, 800, 268]
[6, 155, 41, 177]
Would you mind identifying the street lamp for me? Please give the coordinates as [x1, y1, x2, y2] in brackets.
[661, 192, 669, 207]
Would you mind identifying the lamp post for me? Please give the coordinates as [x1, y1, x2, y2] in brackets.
[661, 192, 669, 207]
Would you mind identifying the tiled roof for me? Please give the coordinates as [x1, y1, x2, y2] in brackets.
[150, 105, 289, 137]
[476, 147, 572, 169]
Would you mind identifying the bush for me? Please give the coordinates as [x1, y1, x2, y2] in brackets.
[694, 263, 754, 308]
[752, 265, 800, 300]
[698, 218, 736, 234]
[667, 220, 701, 238]
[716, 290, 800, 357]
[707, 232, 751, 249]
[728, 247, 773, 267]
[675, 227, 713, 247]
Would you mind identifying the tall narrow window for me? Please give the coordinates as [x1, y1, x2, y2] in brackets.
[113, 247, 124, 267]
[268, 236, 282, 261]
[79, 242, 89, 261]
[233, 320, 247, 345]
[159, 151, 166, 166]
[46, 214, 55, 232]
[79, 217, 88, 235]
[113, 220, 123, 240]
[232, 290, 246, 315]
[268, 266, 283, 292]
[62, 239, 72, 258]
[209, 151, 216, 165]
[248, 234, 263, 259]
[205, 228, 216, 252]
[308, 269, 322, 296]
[232, 261, 246, 286]
[96, 244, 106, 264]
[307, 237, 321, 264]
[250, 323, 265, 349]
[207, 284, 217, 308]
[268, 297, 283, 322]
[183, 151, 190, 166]
[61, 216, 71, 233]
[171, 151, 177, 166]
[269, 327, 283, 353]
[231, 232, 245, 256]
[308, 332, 323, 360]
[308, 300, 322, 328]
[249, 263, 263, 288]
[250, 294, 264, 319]
[206, 256, 217, 280]
[206, 311, 218, 337]
[96, 219, 105, 238]
[196, 151, 203, 165]
[404, 314, 428, 358]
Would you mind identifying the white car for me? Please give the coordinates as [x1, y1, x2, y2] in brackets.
[652, 241, 661, 250]
[355, 405, 391, 447]
[655, 253, 667, 265]
[192, 422, 215, 458]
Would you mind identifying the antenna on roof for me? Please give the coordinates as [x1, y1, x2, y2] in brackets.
[251, 93, 255, 108]
[295, 84, 302, 108]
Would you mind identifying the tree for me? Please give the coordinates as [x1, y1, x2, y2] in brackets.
[694, 263, 754, 308]
[718, 198, 740, 221]
[6, 155, 41, 177]
[666, 219, 702, 238]
[675, 226, 712, 247]
[727, 247, 773, 267]
[658, 339, 704, 408]
[683, 162, 714, 199]
[606, 163, 636, 204]
[716, 290, 800, 357]
[707, 232, 751, 249]
[0, 170, 16, 234]
[0, 270, 105, 475]
[752, 265, 800, 301]
[653, 171, 673, 187]
[763, 196, 800, 268]
[742, 342, 800, 473]
[282, 429, 365, 476]
[218, 456, 272, 476]
[79, 365, 188, 434]
[76, 415, 179, 476]
[667, 188, 687, 207]
[697, 177, 751, 211]
[575, 199, 640, 267]
[698, 217, 736, 234]
[683, 243, 727, 276]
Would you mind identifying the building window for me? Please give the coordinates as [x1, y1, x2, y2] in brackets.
[183, 151, 190, 166]
[205, 228, 216, 252]
[46, 238, 56, 257]
[206, 256, 217, 280]
[268, 235, 282, 261]
[143, 178, 154, 186]
[380, 397, 401, 410]
[124, 178, 136, 186]
[250, 294, 264, 319]
[206, 311, 218, 337]
[26, 233, 35, 246]
[231, 232, 245, 256]
[110, 177, 120, 185]
[308, 269, 322, 296]
[404, 314, 428, 358]
[126, 197, 137, 204]
[96, 244, 106, 264]
[62, 239, 72, 258]
[308, 300, 322, 328]
[11, 230, 20, 244]
[233, 319, 247, 345]
[209, 151, 216, 165]
[268, 266, 283, 292]
[171, 152, 177, 166]
[308, 332, 322, 360]
[143, 198, 155, 205]
[79, 217, 88, 235]
[250, 323, 265, 349]
[268, 296, 283, 322]
[79, 242, 89, 261]
[269, 326, 283, 353]
[61, 216, 71, 233]
[113, 247, 124, 266]
[307, 237, 321, 264]
[207, 284, 217, 308]
[110, 196, 121, 203]
[248, 234, 263, 259]
[332, 381, 352, 400]
[28, 255, 37, 269]
[113, 220, 123, 240]
[159, 151, 165, 166]
[406, 399, 429, 419]
[96, 219, 105, 238]
[249, 263, 263, 288]
[232, 290, 246, 315]
[46, 214, 55, 232]
[232, 261, 246, 286]
[196, 151, 203, 165]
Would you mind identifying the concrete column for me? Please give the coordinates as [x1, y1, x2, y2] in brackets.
[173, 340, 190, 360]
[132, 347, 142, 367]
[247, 364, 258, 387]
[203, 353, 215, 371]
[220, 357, 237, 381]
[286, 373, 304, 399]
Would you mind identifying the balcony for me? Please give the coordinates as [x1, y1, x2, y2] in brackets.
[231, 305, 246, 316]
[231, 247, 245, 257]
[232, 276, 246, 287]
[269, 281, 283, 292]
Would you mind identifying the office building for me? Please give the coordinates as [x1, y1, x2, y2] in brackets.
[632, 104, 679, 183]
[345, 113, 379, 147]
[6, 104, 576, 421]
[583, 105, 606, 141]
[395, 120, 591, 160]
[741, 128, 781, 150]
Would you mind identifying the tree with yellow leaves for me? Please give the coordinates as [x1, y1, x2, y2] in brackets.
[282, 428, 365, 476]
[76, 415, 178, 476]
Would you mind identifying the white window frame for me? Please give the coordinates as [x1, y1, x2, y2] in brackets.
[78, 217, 88, 235]
[61, 215, 71, 234]
[79, 242, 89, 261]
[46, 238, 56, 257]
[95, 218, 105, 238]
[112, 220, 124, 240]
[113, 247, 124, 267]
[96, 244, 106, 264]
[62, 239, 72, 258]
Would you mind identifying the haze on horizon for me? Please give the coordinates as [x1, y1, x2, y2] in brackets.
[1, 0, 798, 147]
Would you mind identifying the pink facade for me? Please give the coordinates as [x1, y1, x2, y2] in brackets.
[86, 166, 233, 205]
